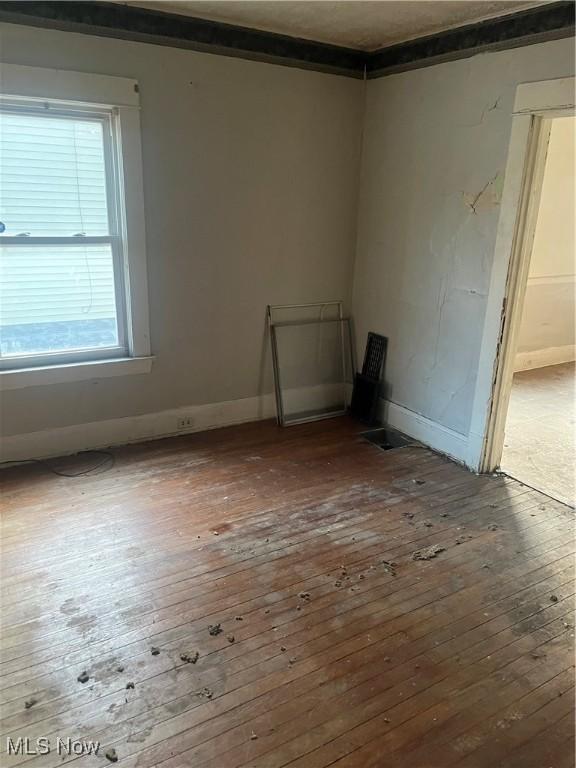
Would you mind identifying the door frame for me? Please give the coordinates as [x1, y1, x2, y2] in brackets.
[467, 76, 575, 473]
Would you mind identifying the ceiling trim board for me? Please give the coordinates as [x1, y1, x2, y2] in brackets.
[0, 1, 573, 80]
[0, 1, 366, 78]
[366, 1, 575, 78]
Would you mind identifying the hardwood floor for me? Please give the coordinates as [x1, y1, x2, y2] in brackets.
[0, 417, 574, 767]
[501, 362, 575, 507]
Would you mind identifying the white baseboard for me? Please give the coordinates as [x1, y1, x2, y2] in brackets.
[514, 344, 576, 372]
[378, 398, 469, 465]
[2, 387, 472, 467]
[1, 394, 276, 464]
[0, 382, 350, 464]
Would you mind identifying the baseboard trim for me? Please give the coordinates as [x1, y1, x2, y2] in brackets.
[378, 398, 469, 465]
[525, 273, 575, 286]
[0, 382, 353, 463]
[0, 394, 277, 464]
[514, 344, 576, 372]
[2, 391, 473, 467]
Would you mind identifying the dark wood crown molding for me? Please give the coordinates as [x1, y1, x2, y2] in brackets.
[0, 1, 573, 79]
[366, 1, 575, 78]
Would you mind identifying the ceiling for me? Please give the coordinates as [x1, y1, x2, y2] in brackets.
[122, 1, 551, 51]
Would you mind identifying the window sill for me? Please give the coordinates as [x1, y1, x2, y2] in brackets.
[0, 356, 154, 391]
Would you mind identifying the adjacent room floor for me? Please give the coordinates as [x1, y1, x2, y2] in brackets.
[501, 362, 576, 507]
[1, 418, 574, 767]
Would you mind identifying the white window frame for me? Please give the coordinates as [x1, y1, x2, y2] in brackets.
[0, 65, 152, 389]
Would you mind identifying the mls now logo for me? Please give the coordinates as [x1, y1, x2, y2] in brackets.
[6, 737, 100, 756]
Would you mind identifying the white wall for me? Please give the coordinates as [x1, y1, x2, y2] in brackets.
[1, 21, 574, 465]
[0, 22, 364, 449]
[515, 116, 575, 372]
[352, 37, 575, 462]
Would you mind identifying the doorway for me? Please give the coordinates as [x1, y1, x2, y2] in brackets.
[500, 116, 575, 505]
[469, 76, 575, 502]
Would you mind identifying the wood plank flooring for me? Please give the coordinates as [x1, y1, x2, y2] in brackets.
[0, 417, 574, 767]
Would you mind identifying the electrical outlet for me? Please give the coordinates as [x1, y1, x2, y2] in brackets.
[177, 416, 194, 431]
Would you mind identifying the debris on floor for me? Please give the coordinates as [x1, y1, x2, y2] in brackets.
[381, 560, 397, 576]
[180, 651, 199, 664]
[531, 650, 547, 659]
[412, 479, 426, 485]
[77, 671, 90, 684]
[487, 523, 499, 531]
[298, 591, 311, 601]
[151, 646, 160, 655]
[455, 535, 473, 545]
[5, 405, 574, 768]
[412, 544, 445, 561]
[227, 634, 235, 643]
[105, 748, 118, 763]
[24, 698, 38, 709]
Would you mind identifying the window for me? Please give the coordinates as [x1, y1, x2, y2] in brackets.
[0, 65, 151, 385]
[0, 105, 126, 366]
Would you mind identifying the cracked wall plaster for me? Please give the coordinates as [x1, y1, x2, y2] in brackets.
[352, 35, 575, 441]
